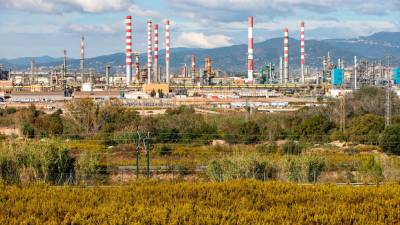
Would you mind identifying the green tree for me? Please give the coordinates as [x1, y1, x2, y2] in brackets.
[349, 114, 384, 144]
[379, 125, 400, 155]
[294, 114, 334, 142]
[239, 121, 260, 144]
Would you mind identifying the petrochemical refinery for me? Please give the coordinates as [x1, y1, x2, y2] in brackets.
[0, 16, 399, 112]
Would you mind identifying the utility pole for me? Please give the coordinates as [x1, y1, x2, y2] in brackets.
[135, 131, 141, 180]
[339, 91, 345, 133]
[385, 84, 392, 127]
[142, 132, 152, 178]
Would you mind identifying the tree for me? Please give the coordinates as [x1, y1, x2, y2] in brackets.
[294, 114, 334, 142]
[35, 113, 64, 137]
[239, 121, 260, 144]
[379, 125, 400, 155]
[348, 114, 384, 144]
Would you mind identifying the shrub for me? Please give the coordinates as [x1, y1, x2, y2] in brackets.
[21, 122, 35, 138]
[158, 145, 173, 156]
[206, 154, 278, 182]
[284, 157, 304, 182]
[294, 114, 334, 142]
[281, 141, 303, 155]
[44, 146, 75, 185]
[0, 156, 19, 184]
[348, 114, 384, 144]
[256, 142, 279, 154]
[305, 156, 326, 183]
[75, 152, 101, 185]
[379, 125, 400, 155]
[359, 155, 384, 184]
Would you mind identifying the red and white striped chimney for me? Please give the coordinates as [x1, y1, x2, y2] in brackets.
[126, 16, 132, 85]
[135, 51, 140, 82]
[154, 24, 159, 83]
[147, 19, 153, 84]
[165, 19, 170, 84]
[300, 21, 305, 83]
[284, 28, 289, 84]
[247, 16, 254, 82]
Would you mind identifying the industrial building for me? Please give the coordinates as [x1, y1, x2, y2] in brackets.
[0, 15, 399, 111]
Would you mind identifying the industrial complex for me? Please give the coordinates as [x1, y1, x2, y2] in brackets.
[0, 16, 399, 112]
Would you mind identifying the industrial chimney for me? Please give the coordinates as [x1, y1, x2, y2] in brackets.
[126, 16, 133, 85]
[247, 16, 254, 83]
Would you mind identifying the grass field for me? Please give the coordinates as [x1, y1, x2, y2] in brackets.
[0, 181, 399, 225]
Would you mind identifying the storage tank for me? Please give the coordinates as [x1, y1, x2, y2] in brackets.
[82, 83, 93, 92]
[393, 68, 400, 85]
[331, 69, 344, 87]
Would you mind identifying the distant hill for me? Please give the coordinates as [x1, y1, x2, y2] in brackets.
[1, 32, 399, 74]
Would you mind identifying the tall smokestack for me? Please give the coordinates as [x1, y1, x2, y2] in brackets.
[80, 36, 85, 82]
[300, 21, 305, 83]
[126, 16, 133, 85]
[279, 56, 283, 84]
[135, 51, 140, 82]
[354, 56, 358, 89]
[63, 50, 67, 87]
[247, 16, 254, 82]
[147, 19, 153, 84]
[106, 65, 111, 90]
[191, 55, 196, 80]
[284, 28, 289, 84]
[165, 19, 170, 84]
[154, 24, 159, 83]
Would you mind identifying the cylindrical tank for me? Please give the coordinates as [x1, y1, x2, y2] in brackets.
[82, 83, 93, 92]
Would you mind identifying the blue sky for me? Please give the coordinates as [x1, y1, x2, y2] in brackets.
[0, 0, 399, 58]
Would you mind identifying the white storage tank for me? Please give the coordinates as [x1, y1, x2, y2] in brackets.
[82, 83, 93, 92]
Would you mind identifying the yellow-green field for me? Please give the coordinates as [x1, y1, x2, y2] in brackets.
[0, 181, 399, 225]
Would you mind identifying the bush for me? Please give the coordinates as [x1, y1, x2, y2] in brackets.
[0, 156, 19, 184]
[284, 157, 304, 182]
[44, 146, 75, 185]
[348, 114, 384, 144]
[379, 125, 400, 155]
[359, 155, 384, 184]
[294, 114, 334, 142]
[305, 156, 326, 183]
[239, 121, 260, 144]
[21, 122, 35, 138]
[75, 152, 101, 184]
[206, 154, 278, 182]
[281, 141, 303, 155]
[158, 145, 173, 156]
[206, 159, 238, 182]
[256, 142, 279, 154]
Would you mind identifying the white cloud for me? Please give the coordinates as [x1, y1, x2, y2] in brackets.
[65, 22, 123, 34]
[175, 32, 232, 48]
[169, 0, 400, 21]
[127, 4, 161, 19]
[0, 0, 132, 13]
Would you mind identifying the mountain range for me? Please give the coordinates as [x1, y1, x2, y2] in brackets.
[1, 32, 399, 74]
